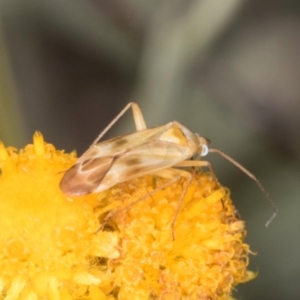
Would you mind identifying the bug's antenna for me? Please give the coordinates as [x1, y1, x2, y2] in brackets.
[209, 148, 278, 226]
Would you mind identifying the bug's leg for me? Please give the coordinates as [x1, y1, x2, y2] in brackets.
[91, 102, 147, 145]
[176, 159, 219, 183]
[161, 168, 193, 240]
[97, 172, 182, 233]
[98, 164, 213, 239]
[121, 167, 194, 240]
[97, 162, 214, 238]
[168, 160, 221, 240]
[131, 102, 147, 131]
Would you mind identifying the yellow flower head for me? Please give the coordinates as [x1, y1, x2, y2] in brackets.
[0, 133, 255, 300]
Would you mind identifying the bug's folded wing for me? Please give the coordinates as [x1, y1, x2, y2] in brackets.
[60, 156, 115, 196]
[77, 123, 174, 161]
[110, 140, 193, 182]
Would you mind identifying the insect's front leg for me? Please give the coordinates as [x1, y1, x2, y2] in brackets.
[168, 160, 225, 239]
[175, 159, 219, 185]
[175, 159, 214, 174]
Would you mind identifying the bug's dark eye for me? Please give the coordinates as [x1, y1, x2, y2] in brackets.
[203, 137, 211, 144]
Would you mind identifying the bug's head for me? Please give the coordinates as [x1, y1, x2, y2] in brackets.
[196, 135, 210, 157]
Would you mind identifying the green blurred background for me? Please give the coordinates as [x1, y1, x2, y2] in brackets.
[1, 0, 300, 299]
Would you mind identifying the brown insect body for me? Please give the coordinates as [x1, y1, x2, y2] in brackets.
[60, 102, 277, 228]
[60, 121, 208, 196]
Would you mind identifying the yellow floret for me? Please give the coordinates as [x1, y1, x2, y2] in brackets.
[0, 132, 255, 300]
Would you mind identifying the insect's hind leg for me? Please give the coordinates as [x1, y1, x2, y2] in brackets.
[91, 102, 147, 145]
[136, 167, 195, 240]
[97, 173, 182, 234]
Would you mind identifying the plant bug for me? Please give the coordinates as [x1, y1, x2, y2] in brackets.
[60, 102, 277, 237]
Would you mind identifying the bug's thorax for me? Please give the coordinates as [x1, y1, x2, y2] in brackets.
[158, 122, 191, 146]
[167, 122, 210, 157]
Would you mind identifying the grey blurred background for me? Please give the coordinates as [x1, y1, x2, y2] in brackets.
[1, 0, 299, 299]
